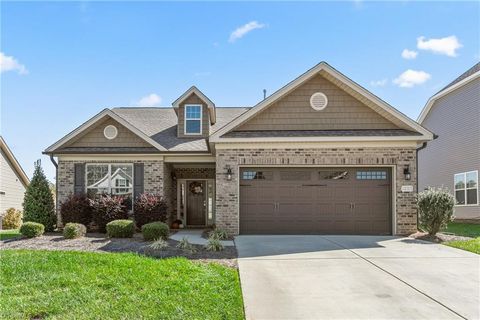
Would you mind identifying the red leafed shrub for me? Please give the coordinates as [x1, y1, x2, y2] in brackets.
[89, 195, 128, 232]
[134, 193, 168, 228]
[60, 194, 92, 227]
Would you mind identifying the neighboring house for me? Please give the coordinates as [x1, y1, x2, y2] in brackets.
[0, 136, 29, 215]
[418, 63, 480, 220]
[44, 62, 433, 236]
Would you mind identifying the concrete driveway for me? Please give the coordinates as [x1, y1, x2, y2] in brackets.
[235, 235, 480, 320]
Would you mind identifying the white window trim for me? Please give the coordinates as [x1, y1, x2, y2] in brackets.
[85, 163, 134, 201]
[184, 104, 203, 135]
[454, 170, 479, 207]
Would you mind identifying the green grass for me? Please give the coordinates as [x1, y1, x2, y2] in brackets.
[0, 250, 244, 320]
[442, 222, 480, 238]
[445, 237, 480, 254]
[0, 229, 20, 240]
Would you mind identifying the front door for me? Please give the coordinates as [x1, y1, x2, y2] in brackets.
[186, 180, 207, 226]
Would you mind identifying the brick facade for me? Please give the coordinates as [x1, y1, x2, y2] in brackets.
[215, 147, 417, 236]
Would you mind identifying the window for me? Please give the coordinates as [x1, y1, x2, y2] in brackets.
[86, 164, 134, 209]
[356, 171, 387, 180]
[184, 105, 202, 135]
[454, 171, 478, 206]
[242, 171, 273, 180]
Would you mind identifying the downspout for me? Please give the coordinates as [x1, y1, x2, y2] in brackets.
[49, 155, 59, 226]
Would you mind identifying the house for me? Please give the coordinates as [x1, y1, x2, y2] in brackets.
[418, 63, 480, 220]
[44, 62, 433, 235]
[0, 136, 29, 215]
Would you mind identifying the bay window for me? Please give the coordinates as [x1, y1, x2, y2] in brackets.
[454, 171, 478, 206]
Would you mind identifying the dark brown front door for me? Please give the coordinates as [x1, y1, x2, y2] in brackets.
[186, 180, 206, 226]
[240, 168, 392, 235]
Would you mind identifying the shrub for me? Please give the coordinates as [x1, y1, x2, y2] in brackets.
[176, 237, 196, 253]
[106, 219, 135, 238]
[148, 238, 169, 250]
[2, 208, 22, 229]
[20, 222, 45, 238]
[209, 228, 228, 240]
[90, 195, 128, 232]
[418, 187, 455, 236]
[63, 223, 87, 239]
[205, 236, 224, 252]
[60, 194, 92, 226]
[23, 162, 56, 231]
[134, 193, 168, 228]
[141, 221, 169, 241]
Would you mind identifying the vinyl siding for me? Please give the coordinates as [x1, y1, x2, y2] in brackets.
[0, 149, 26, 214]
[67, 116, 152, 148]
[236, 74, 400, 131]
[418, 78, 480, 219]
[177, 93, 210, 138]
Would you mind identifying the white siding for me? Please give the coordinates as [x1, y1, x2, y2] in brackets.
[0, 149, 26, 214]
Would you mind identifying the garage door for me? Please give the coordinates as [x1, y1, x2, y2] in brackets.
[239, 167, 392, 235]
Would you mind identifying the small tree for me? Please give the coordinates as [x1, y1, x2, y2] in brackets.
[23, 160, 56, 231]
[417, 187, 455, 236]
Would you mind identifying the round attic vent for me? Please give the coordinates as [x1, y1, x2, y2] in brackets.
[104, 125, 118, 140]
[310, 92, 328, 110]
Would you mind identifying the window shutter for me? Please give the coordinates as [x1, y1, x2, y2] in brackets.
[134, 163, 144, 199]
[74, 163, 85, 195]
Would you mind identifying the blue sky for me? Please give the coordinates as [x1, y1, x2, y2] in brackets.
[1, 1, 479, 181]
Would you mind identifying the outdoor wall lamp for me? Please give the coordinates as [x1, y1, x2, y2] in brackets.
[225, 166, 233, 181]
[404, 165, 411, 181]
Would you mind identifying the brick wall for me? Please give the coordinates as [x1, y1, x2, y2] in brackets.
[215, 147, 417, 236]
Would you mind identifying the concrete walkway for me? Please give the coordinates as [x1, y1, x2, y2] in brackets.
[170, 229, 234, 246]
[235, 235, 480, 320]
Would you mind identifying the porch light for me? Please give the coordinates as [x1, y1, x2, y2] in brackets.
[403, 165, 411, 181]
[225, 166, 233, 181]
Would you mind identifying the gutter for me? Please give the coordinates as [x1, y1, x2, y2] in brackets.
[49, 155, 59, 223]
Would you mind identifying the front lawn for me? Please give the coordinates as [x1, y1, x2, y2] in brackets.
[0, 229, 20, 240]
[445, 237, 480, 254]
[442, 222, 480, 238]
[0, 250, 244, 320]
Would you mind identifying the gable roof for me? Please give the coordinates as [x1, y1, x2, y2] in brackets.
[0, 136, 30, 187]
[210, 62, 433, 142]
[172, 86, 216, 124]
[418, 62, 480, 124]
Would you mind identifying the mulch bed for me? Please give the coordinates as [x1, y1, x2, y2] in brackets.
[0, 232, 237, 268]
[409, 231, 473, 243]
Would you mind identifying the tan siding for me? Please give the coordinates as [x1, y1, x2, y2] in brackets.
[177, 93, 210, 138]
[419, 78, 480, 219]
[0, 149, 26, 214]
[236, 74, 400, 131]
[67, 117, 152, 148]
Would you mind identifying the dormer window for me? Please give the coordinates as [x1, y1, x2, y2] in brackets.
[185, 104, 202, 135]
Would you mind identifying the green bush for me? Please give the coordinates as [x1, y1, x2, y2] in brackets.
[205, 236, 224, 252]
[208, 228, 228, 240]
[20, 222, 45, 238]
[106, 220, 135, 238]
[2, 208, 22, 229]
[63, 223, 87, 239]
[23, 162, 56, 231]
[418, 187, 455, 236]
[141, 222, 169, 241]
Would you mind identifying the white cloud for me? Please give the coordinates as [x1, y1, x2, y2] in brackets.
[401, 49, 418, 60]
[229, 21, 266, 43]
[0, 52, 28, 74]
[393, 69, 431, 88]
[417, 35, 462, 57]
[136, 93, 162, 106]
[370, 79, 388, 87]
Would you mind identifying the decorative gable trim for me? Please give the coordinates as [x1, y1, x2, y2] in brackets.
[210, 62, 433, 143]
[172, 86, 216, 124]
[0, 136, 30, 187]
[418, 69, 480, 124]
[44, 109, 167, 153]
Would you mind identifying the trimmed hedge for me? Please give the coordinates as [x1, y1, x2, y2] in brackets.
[142, 222, 169, 241]
[106, 220, 135, 238]
[20, 222, 45, 238]
[63, 223, 87, 239]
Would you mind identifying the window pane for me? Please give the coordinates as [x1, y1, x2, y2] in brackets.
[111, 165, 133, 196]
[186, 105, 201, 119]
[455, 190, 465, 205]
[356, 171, 387, 180]
[186, 120, 201, 133]
[454, 173, 465, 190]
[466, 172, 477, 188]
[86, 165, 109, 188]
[467, 189, 478, 205]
